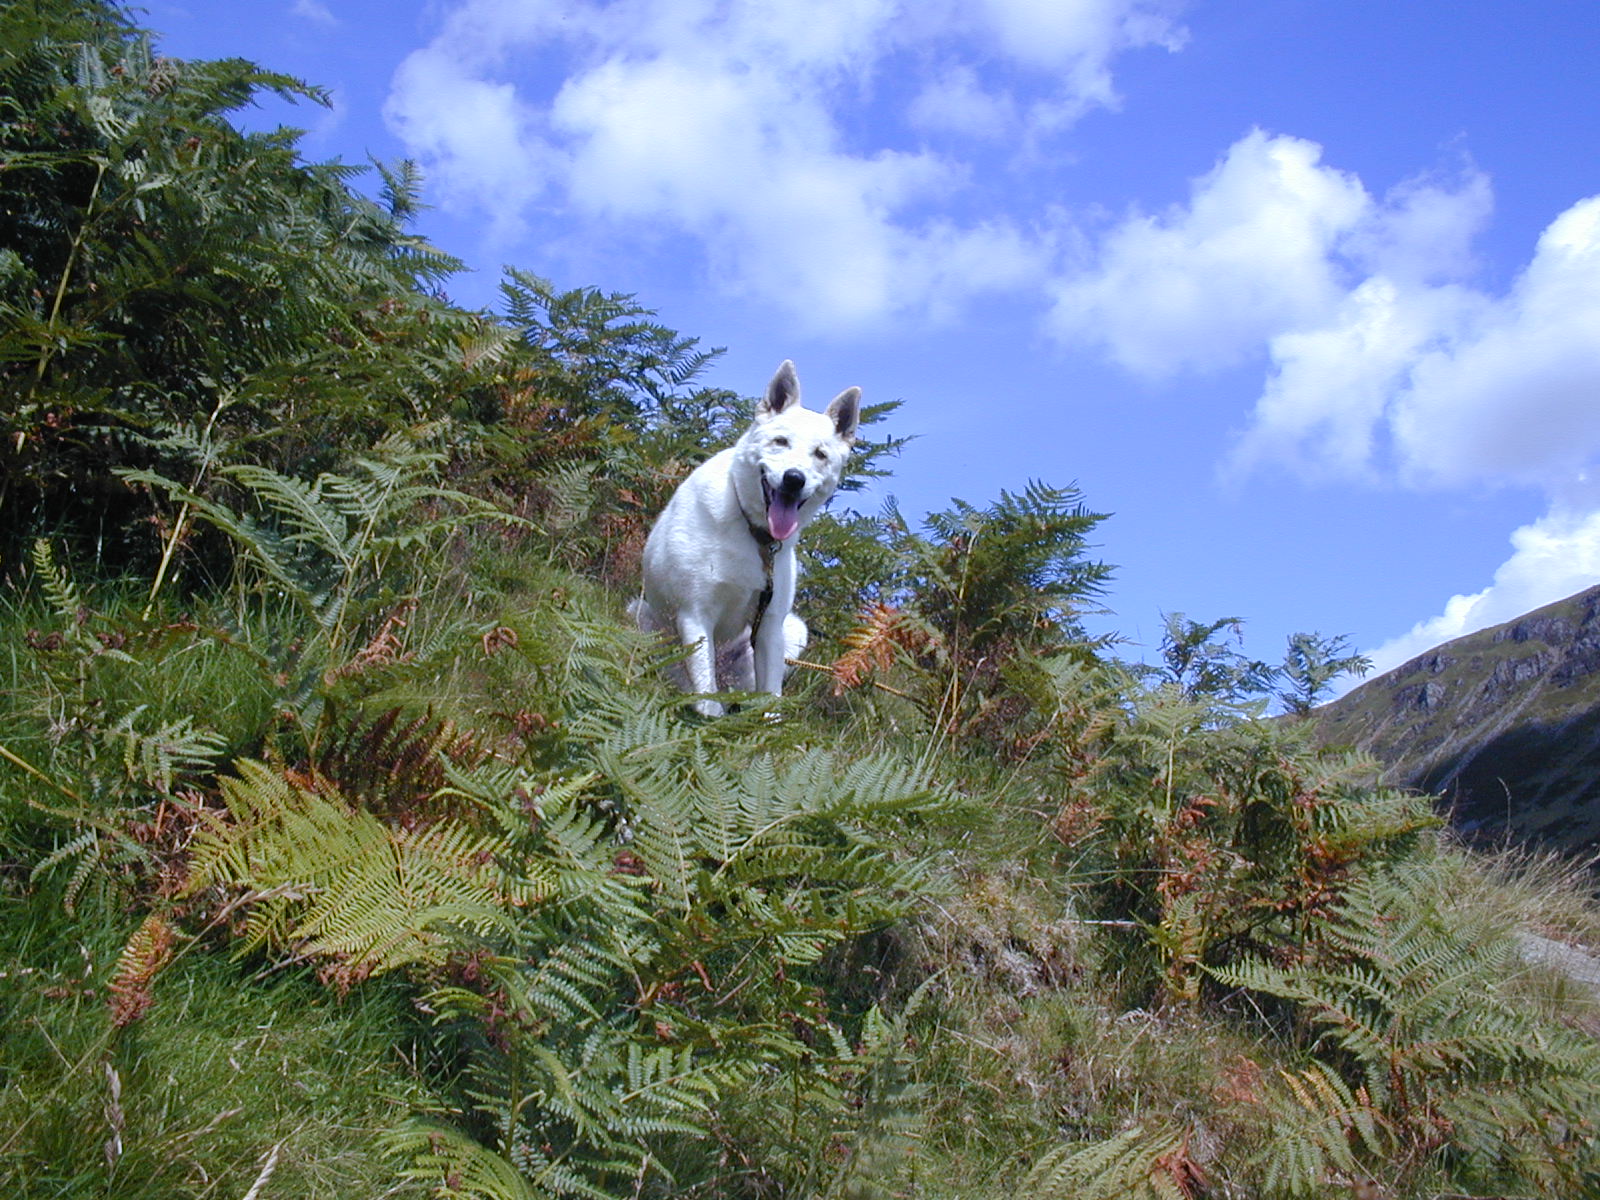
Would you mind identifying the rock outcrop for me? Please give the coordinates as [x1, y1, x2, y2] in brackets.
[1314, 584, 1600, 853]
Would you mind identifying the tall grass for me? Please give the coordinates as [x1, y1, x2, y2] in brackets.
[0, 879, 437, 1197]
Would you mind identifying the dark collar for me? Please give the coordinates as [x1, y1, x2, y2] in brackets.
[747, 520, 780, 553]
[747, 521, 779, 645]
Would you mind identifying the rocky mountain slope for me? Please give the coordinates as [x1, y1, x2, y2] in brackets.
[1315, 584, 1600, 853]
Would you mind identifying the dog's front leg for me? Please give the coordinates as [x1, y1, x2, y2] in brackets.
[677, 614, 724, 717]
[753, 549, 797, 698]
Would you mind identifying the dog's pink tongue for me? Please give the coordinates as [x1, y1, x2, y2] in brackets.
[767, 494, 802, 541]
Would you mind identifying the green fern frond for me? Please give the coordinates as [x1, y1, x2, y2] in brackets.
[385, 1122, 549, 1200]
[1211, 863, 1600, 1193]
[1023, 1125, 1197, 1200]
[1257, 1063, 1384, 1196]
[30, 538, 83, 622]
[223, 462, 354, 563]
[538, 461, 598, 533]
[456, 319, 519, 372]
[187, 759, 512, 975]
[29, 828, 98, 884]
[116, 467, 327, 599]
[105, 708, 225, 794]
[29, 828, 101, 914]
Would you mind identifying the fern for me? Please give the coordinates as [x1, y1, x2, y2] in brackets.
[1023, 1125, 1203, 1200]
[186, 759, 514, 978]
[31, 538, 84, 624]
[106, 707, 225, 794]
[119, 427, 526, 747]
[828, 602, 930, 694]
[107, 912, 178, 1029]
[1073, 684, 1438, 1005]
[2, 0, 482, 570]
[385, 1122, 549, 1200]
[369, 665, 968, 1199]
[538, 461, 599, 534]
[27, 540, 136, 670]
[320, 707, 483, 814]
[28, 828, 101, 913]
[1211, 863, 1600, 1195]
[811, 984, 936, 1199]
[124, 428, 521, 635]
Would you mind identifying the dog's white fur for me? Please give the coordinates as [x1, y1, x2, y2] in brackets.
[631, 360, 861, 715]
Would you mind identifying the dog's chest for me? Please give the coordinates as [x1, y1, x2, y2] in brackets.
[710, 535, 772, 600]
[708, 577, 765, 640]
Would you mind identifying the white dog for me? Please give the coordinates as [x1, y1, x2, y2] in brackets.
[632, 360, 861, 715]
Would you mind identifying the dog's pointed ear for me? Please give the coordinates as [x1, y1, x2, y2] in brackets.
[826, 386, 861, 444]
[759, 360, 800, 418]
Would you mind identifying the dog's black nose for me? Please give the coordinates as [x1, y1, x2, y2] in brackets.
[780, 468, 806, 495]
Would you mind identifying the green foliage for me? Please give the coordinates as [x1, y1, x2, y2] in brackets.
[1277, 631, 1373, 717]
[186, 759, 517, 981]
[1056, 683, 1437, 1006]
[498, 269, 732, 434]
[1213, 863, 1600, 1196]
[451, 272, 747, 587]
[386, 1122, 546, 1200]
[1249, 1062, 1384, 1197]
[126, 426, 505, 627]
[5, 541, 230, 847]
[910, 480, 1111, 661]
[1153, 612, 1278, 704]
[1023, 1124, 1202, 1200]
[3, 10, 1597, 1200]
[163, 618, 967, 1198]
[122, 425, 524, 747]
[404, 683, 966, 1198]
[0, 877, 435, 1197]
[824, 482, 1113, 746]
[0, 0, 473, 566]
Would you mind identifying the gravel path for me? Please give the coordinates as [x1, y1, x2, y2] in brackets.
[1515, 930, 1600, 1001]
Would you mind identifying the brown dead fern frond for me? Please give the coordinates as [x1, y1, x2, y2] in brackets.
[318, 708, 486, 819]
[829, 603, 931, 695]
[108, 913, 177, 1028]
[325, 600, 416, 683]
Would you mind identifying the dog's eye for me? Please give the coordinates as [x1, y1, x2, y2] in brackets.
[813, 448, 829, 462]
[772, 436, 790, 448]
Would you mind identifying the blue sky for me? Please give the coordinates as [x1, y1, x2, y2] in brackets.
[147, 0, 1600, 687]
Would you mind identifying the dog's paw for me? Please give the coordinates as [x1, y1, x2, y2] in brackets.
[693, 697, 726, 718]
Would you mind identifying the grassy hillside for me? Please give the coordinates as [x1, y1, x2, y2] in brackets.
[3, 5, 1600, 1198]
[1316, 584, 1600, 851]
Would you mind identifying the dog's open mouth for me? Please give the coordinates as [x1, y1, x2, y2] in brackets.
[761, 475, 805, 542]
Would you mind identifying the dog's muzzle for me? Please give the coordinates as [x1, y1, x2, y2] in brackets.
[761, 469, 808, 541]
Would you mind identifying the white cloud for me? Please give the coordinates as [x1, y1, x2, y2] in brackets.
[974, 0, 1187, 128]
[1366, 502, 1600, 677]
[384, 0, 1185, 327]
[1224, 185, 1600, 492]
[546, 43, 974, 328]
[1049, 131, 1369, 375]
[1219, 184, 1600, 672]
[1391, 197, 1600, 489]
[290, 0, 337, 25]
[907, 66, 1015, 139]
[385, 42, 550, 240]
[1043, 128, 1600, 671]
[1222, 191, 1600, 497]
[1049, 135, 1502, 388]
[1220, 166, 1493, 479]
[1342, 167, 1492, 285]
[1231, 278, 1487, 481]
